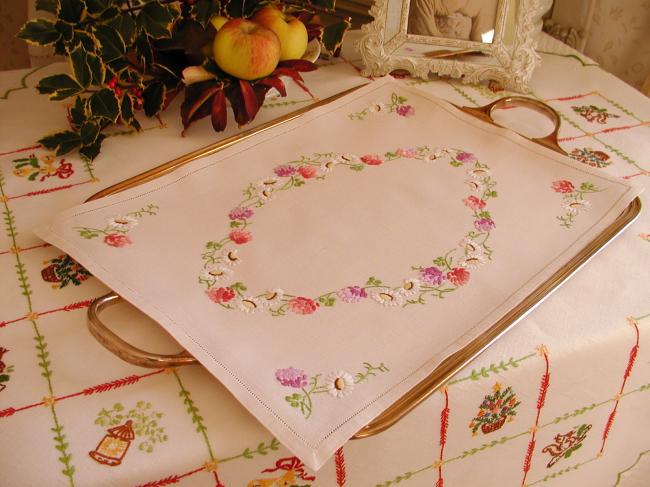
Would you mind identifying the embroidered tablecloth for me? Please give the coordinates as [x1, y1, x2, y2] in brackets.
[0, 33, 649, 486]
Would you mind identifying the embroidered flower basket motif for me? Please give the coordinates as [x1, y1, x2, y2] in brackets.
[469, 383, 520, 435]
[75, 204, 158, 248]
[541, 424, 592, 468]
[0, 347, 13, 393]
[348, 92, 415, 120]
[551, 180, 604, 229]
[41, 254, 91, 288]
[200, 147, 498, 317]
[571, 105, 620, 124]
[12, 153, 74, 182]
[569, 147, 611, 168]
[276, 362, 389, 419]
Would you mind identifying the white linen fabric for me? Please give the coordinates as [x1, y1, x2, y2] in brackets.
[34, 79, 640, 469]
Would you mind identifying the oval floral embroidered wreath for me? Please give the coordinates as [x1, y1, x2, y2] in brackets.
[199, 147, 497, 316]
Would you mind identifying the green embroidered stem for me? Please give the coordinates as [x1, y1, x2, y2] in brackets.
[374, 466, 431, 487]
[172, 370, 215, 461]
[354, 362, 390, 383]
[613, 450, 650, 487]
[447, 82, 480, 107]
[598, 94, 645, 123]
[447, 353, 536, 385]
[262, 99, 310, 109]
[0, 65, 46, 100]
[527, 456, 597, 485]
[219, 438, 281, 462]
[536, 51, 598, 68]
[75, 204, 159, 239]
[51, 405, 76, 484]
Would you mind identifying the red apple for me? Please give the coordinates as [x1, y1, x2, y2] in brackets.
[213, 18, 281, 80]
[252, 7, 308, 61]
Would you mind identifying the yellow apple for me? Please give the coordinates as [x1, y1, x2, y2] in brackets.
[209, 15, 229, 31]
[252, 7, 308, 61]
[213, 19, 281, 80]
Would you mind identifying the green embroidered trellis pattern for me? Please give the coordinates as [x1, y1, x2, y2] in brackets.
[75, 204, 158, 248]
[348, 92, 415, 120]
[94, 401, 168, 453]
[200, 147, 497, 316]
[551, 180, 604, 228]
[276, 362, 389, 419]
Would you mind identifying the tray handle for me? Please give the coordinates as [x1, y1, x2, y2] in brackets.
[88, 292, 198, 368]
[457, 96, 566, 155]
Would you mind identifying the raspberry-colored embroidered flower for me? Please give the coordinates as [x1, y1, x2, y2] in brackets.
[298, 165, 318, 179]
[337, 286, 368, 303]
[463, 195, 486, 211]
[420, 266, 445, 286]
[228, 207, 254, 220]
[396, 147, 418, 158]
[396, 105, 415, 117]
[474, 217, 495, 232]
[456, 152, 477, 164]
[447, 267, 470, 286]
[274, 164, 296, 177]
[552, 180, 575, 193]
[275, 367, 308, 388]
[229, 229, 252, 244]
[361, 154, 384, 165]
[206, 287, 236, 304]
[104, 234, 132, 248]
[288, 296, 319, 315]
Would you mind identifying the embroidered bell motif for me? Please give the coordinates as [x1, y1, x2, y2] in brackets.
[89, 419, 135, 466]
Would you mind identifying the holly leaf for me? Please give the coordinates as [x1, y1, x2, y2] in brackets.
[137, 2, 176, 39]
[93, 24, 126, 63]
[134, 32, 154, 70]
[142, 80, 166, 117]
[322, 19, 351, 56]
[39, 130, 82, 156]
[80, 133, 107, 161]
[35, 0, 59, 14]
[86, 52, 106, 85]
[17, 19, 60, 46]
[86, 0, 114, 15]
[89, 88, 120, 122]
[191, 0, 221, 28]
[180, 80, 220, 132]
[120, 94, 141, 130]
[211, 88, 227, 132]
[69, 96, 87, 127]
[80, 121, 100, 146]
[59, 0, 86, 23]
[69, 44, 91, 87]
[107, 12, 136, 45]
[36, 74, 83, 100]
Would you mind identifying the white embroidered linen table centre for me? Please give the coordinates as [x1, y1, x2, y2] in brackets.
[35, 79, 640, 470]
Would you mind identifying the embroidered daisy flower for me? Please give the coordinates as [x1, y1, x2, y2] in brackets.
[257, 186, 274, 202]
[106, 215, 138, 232]
[460, 253, 487, 270]
[256, 177, 280, 189]
[400, 278, 421, 297]
[238, 297, 263, 313]
[200, 265, 232, 282]
[368, 102, 386, 113]
[564, 199, 591, 214]
[325, 370, 355, 398]
[261, 289, 284, 307]
[320, 158, 339, 173]
[336, 154, 361, 164]
[460, 237, 482, 254]
[424, 147, 446, 161]
[221, 249, 241, 266]
[371, 288, 405, 307]
[466, 179, 485, 193]
[337, 286, 368, 303]
[467, 167, 491, 179]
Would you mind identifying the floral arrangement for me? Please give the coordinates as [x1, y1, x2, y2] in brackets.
[551, 179, 603, 228]
[18, 0, 350, 162]
[469, 382, 520, 435]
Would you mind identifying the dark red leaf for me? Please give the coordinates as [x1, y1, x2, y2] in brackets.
[273, 67, 315, 98]
[277, 59, 317, 72]
[211, 88, 227, 132]
[239, 79, 258, 122]
[258, 76, 287, 97]
[225, 82, 255, 126]
[306, 23, 323, 42]
[180, 80, 221, 134]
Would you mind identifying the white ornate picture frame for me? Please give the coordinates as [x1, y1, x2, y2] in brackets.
[357, 0, 552, 92]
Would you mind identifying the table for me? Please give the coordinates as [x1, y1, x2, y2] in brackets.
[0, 32, 648, 486]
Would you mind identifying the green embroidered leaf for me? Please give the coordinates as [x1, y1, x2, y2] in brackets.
[137, 2, 176, 39]
[230, 221, 242, 228]
[366, 276, 382, 286]
[39, 130, 82, 156]
[69, 44, 91, 87]
[37, 73, 83, 100]
[450, 160, 462, 167]
[349, 164, 364, 171]
[142, 81, 166, 117]
[93, 24, 126, 63]
[17, 19, 60, 46]
[35, 0, 59, 14]
[89, 88, 120, 122]
[318, 295, 336, 307]
[230, 282, 247, 292]
[59, 0, 86, 23]
[580, 182, 597, 191]
[107, 12, 136, 45]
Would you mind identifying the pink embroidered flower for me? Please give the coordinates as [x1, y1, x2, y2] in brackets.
[275, 367, 308, 388]
[474, 217, 495, 232]
[274, 164, 296, 177]
[206, 287, 236, 304]
[298, 165, 318, 179]
[229, 207, 254, 220]
[420, 266, 445, 286]
[447, 267, 470, 286]
[396, 147, 418, 158]
[552, 180, 575, 193]
[361, 154, 384, 165]
[229, 229, 252, 244]
[288, 296, 319, 315]
[337, 286, 368, 303]
[104, 234, 132, 248]
[396, 105, 415, 117]
[456, 152, 477, 164]
[463, 195, 486, 211]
